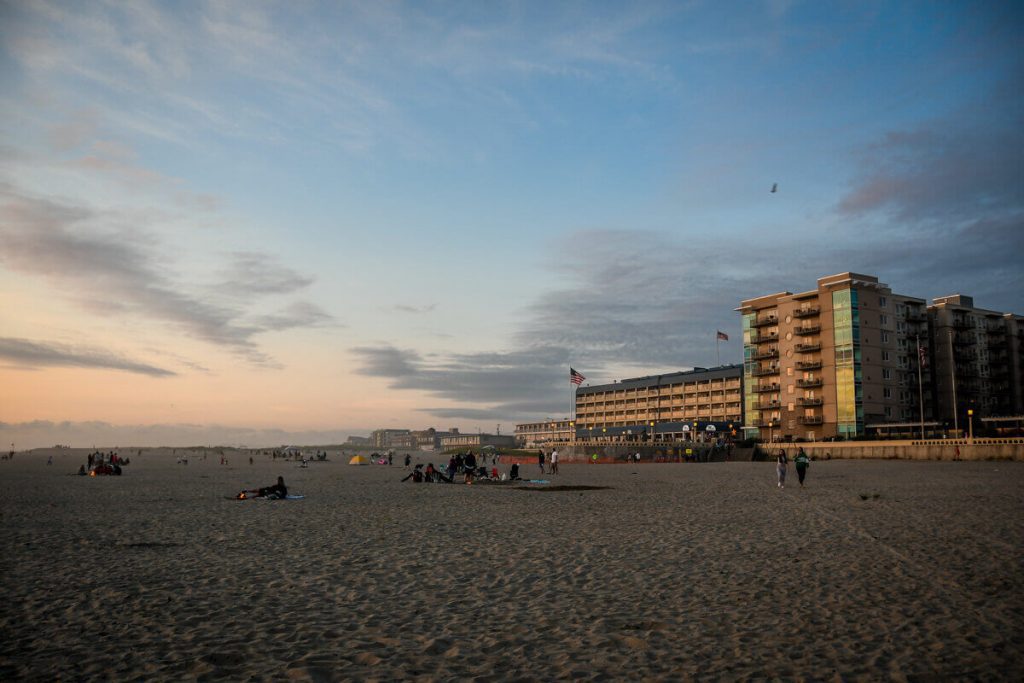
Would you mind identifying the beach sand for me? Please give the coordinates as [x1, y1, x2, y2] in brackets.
[1, 450, 1022, 680]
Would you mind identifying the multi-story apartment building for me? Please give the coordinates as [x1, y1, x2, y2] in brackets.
[370, 429, 410, 449]
[738, 273, 931, 441]
[573, 365, 743, 442]
[439, 433, 516, 450]
[929, 295, 1024, 427]
[514, 419, 574, 447]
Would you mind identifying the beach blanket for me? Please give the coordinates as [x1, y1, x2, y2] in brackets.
[234, 493, 305, 500]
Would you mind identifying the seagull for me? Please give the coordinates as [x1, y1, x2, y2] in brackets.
[770, 183, 778, 193]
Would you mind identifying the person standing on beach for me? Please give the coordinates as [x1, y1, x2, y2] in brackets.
[537, 450, 545, 474]
[794, 448, 810, 487]
[550, 449, 559, 475]
[776, 449, 788, 489]
[404, 453, 411, 469]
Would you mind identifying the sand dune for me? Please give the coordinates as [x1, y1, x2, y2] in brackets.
[1, 450, 1022, 680]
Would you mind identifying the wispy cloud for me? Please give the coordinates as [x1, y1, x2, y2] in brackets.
[351, 343, 576, 420]
[393, 303, 437, 314]
[0, 337, 174, 377]
[218, 252, 314, 296]
[0, 185, 333, 365]
[836, 73, 1024, 303]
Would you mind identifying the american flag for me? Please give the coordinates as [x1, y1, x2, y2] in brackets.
[918, 344, 928, 369]
[570, 367, 586, 385]
[716, 330, 729, 341]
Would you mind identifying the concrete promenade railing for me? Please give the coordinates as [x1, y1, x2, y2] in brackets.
[784, 439, 1024, 461]
[523, 439, 1024, 462]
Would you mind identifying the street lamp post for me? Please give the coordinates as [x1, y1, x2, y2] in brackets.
[968, 409, 974, 444]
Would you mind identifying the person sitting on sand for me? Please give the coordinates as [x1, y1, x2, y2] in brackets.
[402, 465, 425, 483]
[509, 463, 521, 480]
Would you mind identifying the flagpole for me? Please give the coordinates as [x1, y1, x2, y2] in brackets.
[716, 335, 720, 366]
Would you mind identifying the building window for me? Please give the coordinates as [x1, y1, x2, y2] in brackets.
[882, 369, 891, 380]
[880, 314, 889, 326]
[882, 332, 890, 343]
[879, 296, 887, 308]
[883, 387, 892, 398]
[882, 351, 890, 361]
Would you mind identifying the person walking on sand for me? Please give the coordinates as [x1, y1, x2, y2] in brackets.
[550, 448, 559, 475]
[537, 450, 545, 474]
[794, 448, 810, 488]
[776, 449, 788, 489]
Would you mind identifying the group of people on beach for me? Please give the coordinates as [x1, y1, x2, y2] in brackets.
[401, 451, 515, 484]
[78, 451, 127, 476]
[536, 449, 560, 474]
[775, 447, 811, 488]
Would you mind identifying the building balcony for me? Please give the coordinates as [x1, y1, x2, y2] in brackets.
[797, 397, 823, 406]
[986, 326, 1006, 336]
[796, 360, 822, 370]
[905, 313, 925, 323]
[758, 401, 781, 410]
[796, 377, 823, 388]
[750, 332, 779, 344]
[751, 367, 780, 377]
[753, 348, 779, 360]
[750, 315, 779, 328]
[751, 383, 780, 393]
[795, 343, 821, 353]
[793, 307, 820, 318]
[798, 416, 824, 425]
[794, 325, 821, 336]
[752, 419, 781, 427]
[953, 319, 972, 330]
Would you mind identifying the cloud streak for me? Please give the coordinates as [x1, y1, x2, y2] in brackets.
[0, 420, 355, 450]
[0, 337, 174, 377]
[0, 185, 333, 366]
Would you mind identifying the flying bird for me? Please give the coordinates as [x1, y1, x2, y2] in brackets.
[770, 183, 778, 193]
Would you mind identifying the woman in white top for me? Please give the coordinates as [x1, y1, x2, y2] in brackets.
[776, 449, 788, 489]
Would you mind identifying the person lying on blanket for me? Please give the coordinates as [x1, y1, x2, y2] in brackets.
[238, 476, 288, 499]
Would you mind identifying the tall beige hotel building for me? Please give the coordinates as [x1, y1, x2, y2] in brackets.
[738, 273, 929, 441]
[738, 272, 1024, 441]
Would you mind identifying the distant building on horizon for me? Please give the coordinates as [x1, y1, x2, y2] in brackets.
[514, 419, 574, 448]
[370, 429, 410, 449]
[439, 432, 516, 450]
[371, 427, 461, 450]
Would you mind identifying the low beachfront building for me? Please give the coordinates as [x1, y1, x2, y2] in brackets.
[439, 433, 516, 450]
[574, 365, 744, 443]
[514, 419, 574, 448]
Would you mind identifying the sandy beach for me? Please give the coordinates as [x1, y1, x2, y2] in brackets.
[1, 450, 1022, 681]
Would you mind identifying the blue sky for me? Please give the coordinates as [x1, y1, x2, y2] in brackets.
[1, 1, 1021, 447]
